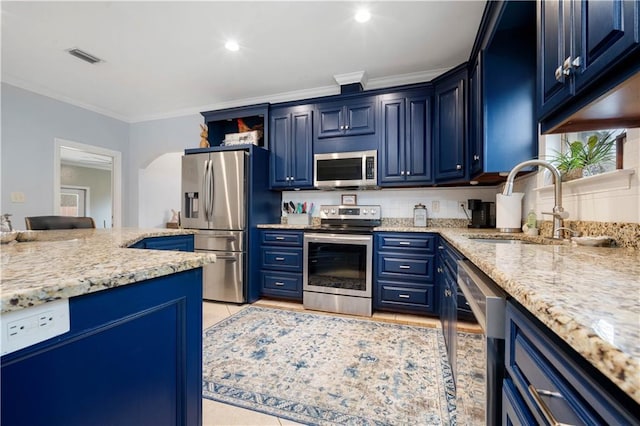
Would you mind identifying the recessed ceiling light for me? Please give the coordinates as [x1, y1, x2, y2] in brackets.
[355, 8, 371, 23]
[225, 40, 239, 52]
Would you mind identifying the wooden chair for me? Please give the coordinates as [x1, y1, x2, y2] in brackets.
[25, 216, 96, 230]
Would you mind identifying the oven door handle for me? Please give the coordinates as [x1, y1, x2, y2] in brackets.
[304, 233, 372, 243]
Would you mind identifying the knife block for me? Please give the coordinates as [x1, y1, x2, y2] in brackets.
[286, 213, 310, 225]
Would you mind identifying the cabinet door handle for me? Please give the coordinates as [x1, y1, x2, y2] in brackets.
[399, 241, 411, 246]
[344, 125, 349, 130]
[399, 265, 411, 269]
[528, 385, 571, 426]
[473, 154, 480, 161]
[406, 170, 411, 176]
[275, 257, 285, 261]
[398, 294, 411, 299]
[555, 65, 563, 82]
[400, 171, 405, 175]
[274, 282, 285, 286]
[275, 236, 285, 240]
[456, 164, 462, 170]
[438, 246, 444, 250]
[562, 56, 572, 76]
[340, 125, 345, 130]
[572, 56, 581, 69]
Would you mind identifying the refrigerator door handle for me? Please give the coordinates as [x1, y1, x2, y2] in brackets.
[201, 159, 210, 221]
[209, 159, 215, 220]
[216, 255, 237, 261]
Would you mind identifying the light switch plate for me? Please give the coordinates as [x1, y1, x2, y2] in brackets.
[1, 299, 70, 355]
[10, 192, 25, 203]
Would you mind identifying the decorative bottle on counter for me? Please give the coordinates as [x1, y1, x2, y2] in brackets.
[413, 203, 427, 227]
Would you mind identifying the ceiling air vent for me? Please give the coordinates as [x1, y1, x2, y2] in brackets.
[66, 48, 103, 65]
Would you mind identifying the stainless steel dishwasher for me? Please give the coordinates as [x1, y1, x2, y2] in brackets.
[457, 260, 506, 426]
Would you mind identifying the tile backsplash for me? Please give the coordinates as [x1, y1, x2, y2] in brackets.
[281, 186, 499, 220]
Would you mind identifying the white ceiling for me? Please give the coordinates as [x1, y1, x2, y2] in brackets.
[1, 1, 486, 123]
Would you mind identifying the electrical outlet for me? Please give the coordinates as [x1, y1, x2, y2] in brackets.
[1, 299, 70, 355]
[10, 192, 25, 203]
[431, 200, 440, 213]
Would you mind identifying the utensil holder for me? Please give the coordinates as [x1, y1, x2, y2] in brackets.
[287, 213, 310, 225]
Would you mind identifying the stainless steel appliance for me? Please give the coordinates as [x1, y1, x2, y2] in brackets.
[313, 150, 377, 188]
[457, 260, 506, 426]
[182, 150, 247, 303]
[303, 205, 381, 316]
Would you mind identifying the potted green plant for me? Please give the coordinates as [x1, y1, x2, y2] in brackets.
[550, 131, 616, 181]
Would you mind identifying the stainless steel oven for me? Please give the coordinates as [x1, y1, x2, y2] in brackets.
[302, 205, 380, 317]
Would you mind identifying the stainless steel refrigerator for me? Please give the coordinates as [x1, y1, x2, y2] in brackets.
[182, 150, 247, 303]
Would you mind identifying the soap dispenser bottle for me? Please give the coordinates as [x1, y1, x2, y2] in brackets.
[526, 207, 537, 229]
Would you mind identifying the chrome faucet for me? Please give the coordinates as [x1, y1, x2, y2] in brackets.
[502, 160, 569, 239]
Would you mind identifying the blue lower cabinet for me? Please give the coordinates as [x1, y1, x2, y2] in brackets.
[130, 234, 195, 252]
[373, 232, 438, 315]
[502, 378, 536, 425]
[259, 230, 303, 301]
[1, 269, 203, 426]
[505, 301, 640, 425]
[376, 281, 436, 314]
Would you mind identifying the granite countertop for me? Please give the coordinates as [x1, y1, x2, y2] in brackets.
[258, 223, 639, 402]
[0, 228, 215, 314]
[436, 228, 639, 404]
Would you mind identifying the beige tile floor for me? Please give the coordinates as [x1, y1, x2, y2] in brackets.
[201, 299, 481, 425]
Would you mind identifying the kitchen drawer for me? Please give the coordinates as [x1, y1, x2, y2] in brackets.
[438, 238, 463, 275]
[502, 378, 536, 425]
[506, 303, 637, 425]
[377, 253, 435, 281]
[261, 231, 303, 246]
[375, 281, 436, 314]
[260, 248, 302, 272]
[261, 271, 302, 300]
[375, 233, 436, 253]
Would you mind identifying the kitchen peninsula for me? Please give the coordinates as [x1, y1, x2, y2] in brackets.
[1, 228, 214, 426]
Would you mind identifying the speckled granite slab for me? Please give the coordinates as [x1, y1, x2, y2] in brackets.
[436, 228, 640, 404]
[0, 228, 215, 314]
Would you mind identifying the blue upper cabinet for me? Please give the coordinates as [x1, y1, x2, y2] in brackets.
[538, 0, 640, 120]
[269, 105, 313, 189]
[468, 1, 538, 180]
[434, 66, 467, 182]
[314, 96, 377, 153]
[379, 90, 432, 186]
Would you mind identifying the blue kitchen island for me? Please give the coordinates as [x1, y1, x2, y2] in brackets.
[1, 228, 214, 426]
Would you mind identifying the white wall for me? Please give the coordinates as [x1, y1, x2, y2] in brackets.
[61, 165, 112, 228]
[138, 152, 182, 228]
[128, 114, 202, 227]
[513, 128, 640, 223]
[1, 83, 129, 228]
[283, 186, 499, 220]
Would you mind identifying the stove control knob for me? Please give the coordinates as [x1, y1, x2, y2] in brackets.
[322, 209, 329, 215]
[370, 208, 377, 215]
[330, 209, 336, 215]
[362, 209, 368, 215]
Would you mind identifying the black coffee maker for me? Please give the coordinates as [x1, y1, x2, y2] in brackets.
[467, 199, 496, 228]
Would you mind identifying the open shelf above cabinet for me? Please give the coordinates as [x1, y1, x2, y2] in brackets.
[201, 103, 269, 148]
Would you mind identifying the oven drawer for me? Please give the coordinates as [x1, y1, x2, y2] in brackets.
[376, 233, 436, 253]
[261, 231, 303, 246]
[261, 271, 302, 296]
[376, 281, 436, 313]
[261, 247, 303, 271]
[377, 253, 435, 280]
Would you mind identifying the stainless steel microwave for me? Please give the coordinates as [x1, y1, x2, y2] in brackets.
[314, 150, 377, 189]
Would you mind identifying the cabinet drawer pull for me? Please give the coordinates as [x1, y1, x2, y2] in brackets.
[274, 282, 285, 286]
[275, 257, 285, 261]
[399, 241, 411, 245]
[398, 294, 411, 299]
[456, 164, 462, 170]
[562, 56, 572, 76]
[399, 265, 411, 269]
[438, 246, 444, 250]
[275, 236, 285, 240]
[528, 385, 572, 426]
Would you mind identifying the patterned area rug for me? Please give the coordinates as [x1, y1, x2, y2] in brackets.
[202, 306, 456, 425]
